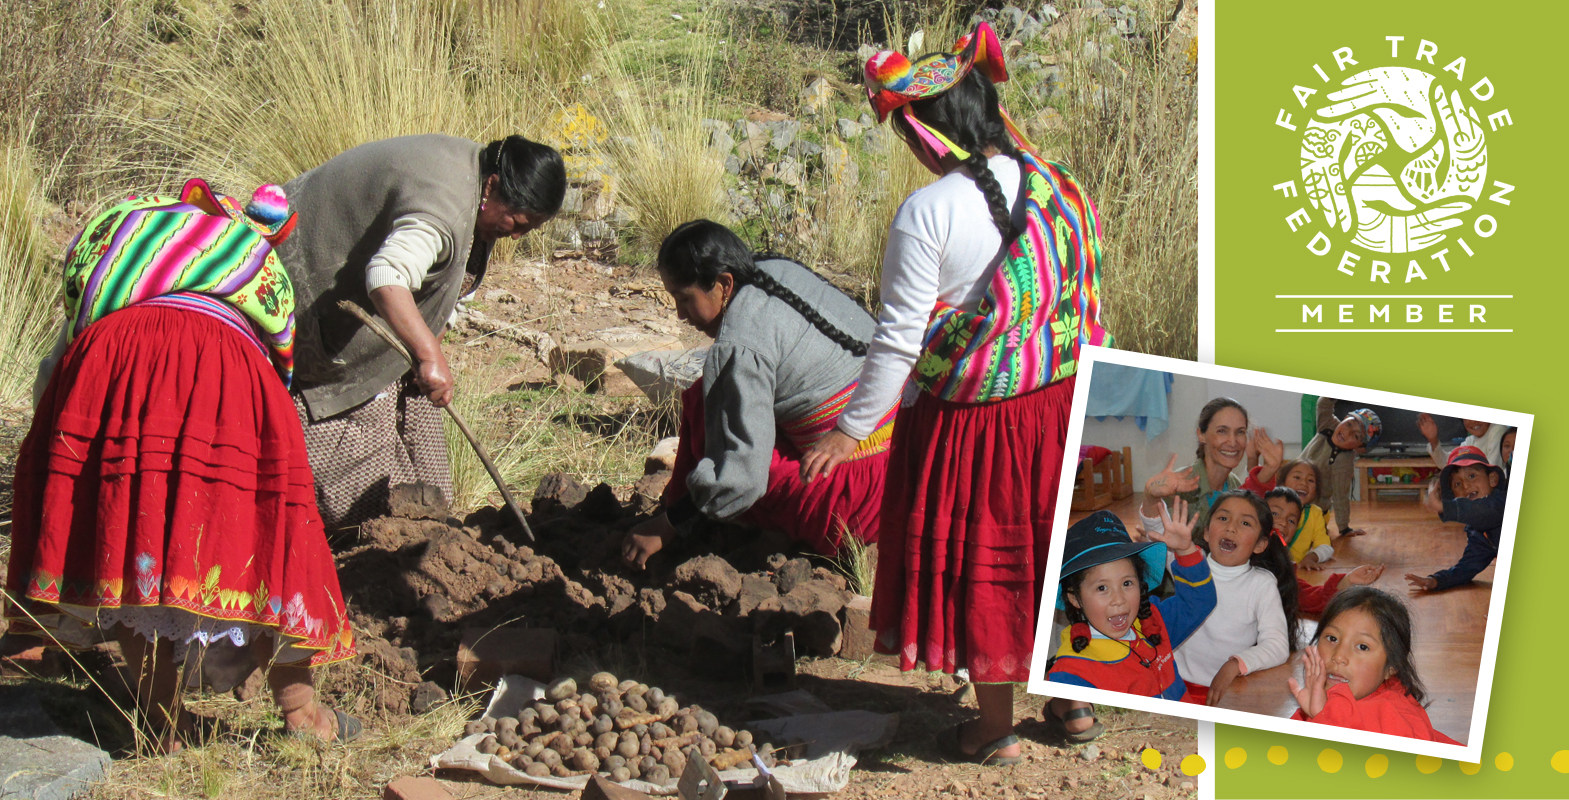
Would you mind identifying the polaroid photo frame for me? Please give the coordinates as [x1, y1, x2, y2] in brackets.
[1027, 345, 1531, 762]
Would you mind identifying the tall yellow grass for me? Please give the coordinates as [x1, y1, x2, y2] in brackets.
[0, 138, 59, 409]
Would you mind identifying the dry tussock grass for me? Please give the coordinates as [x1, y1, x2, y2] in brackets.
[0, 136, 59, 408]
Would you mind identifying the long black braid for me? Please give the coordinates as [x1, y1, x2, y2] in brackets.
[893, 69, 1024, 242]
[659, 220, 868, 356]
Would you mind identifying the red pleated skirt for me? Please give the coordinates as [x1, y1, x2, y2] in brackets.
[4, 305, 354, 666]
[869, 377, 1075, 683]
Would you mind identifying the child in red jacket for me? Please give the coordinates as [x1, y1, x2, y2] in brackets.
[1288, 587, 1459, 743]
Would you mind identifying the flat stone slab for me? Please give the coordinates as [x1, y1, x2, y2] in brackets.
[0, 734, 109, 800]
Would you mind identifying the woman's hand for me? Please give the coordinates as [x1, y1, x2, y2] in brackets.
[800, 429, 860, 483]
[415, 351, 455, 408]
[1207, 658, 1243, 707]
[622, 514, 677, 570]
[1252, 426, 1285, 476]
[1344, 563, 1385, 587]
[1150, 496, 1199, 557]
[1145, 454, 1198, 500]
[1288, 646, 1328, 718]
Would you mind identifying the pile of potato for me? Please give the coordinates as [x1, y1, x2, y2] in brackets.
[464, 673, 777, 783]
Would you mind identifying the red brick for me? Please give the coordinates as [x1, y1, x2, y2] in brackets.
[383, 776, 455, 800]
[455, 625, 556, 688]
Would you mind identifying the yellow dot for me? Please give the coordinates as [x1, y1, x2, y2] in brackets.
[1267, 745, 1288, 765]
[1140, 748, 1162, 770]
[1365, 754, 1388, 778]
[1494, 752, 1513, 771]
[1317, 748, 1343, 773]
[1180, 754, 1207, 776]
[1553, 750, 1569, 773]
[1415, 755, 1442, 774]
[1459, 761, 1481, 775]
[1225, 747, 1247, 769]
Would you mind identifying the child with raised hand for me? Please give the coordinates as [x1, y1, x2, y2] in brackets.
[1159, 491, 1300, 706]
[1290, 587, 1460, 743]
[1302, 399, 1380, 537]
[1405, 446, 1508, 592]
[1046, 500, 1215, 704]
[1266, 485, 1332, 569]
[1418, 413, 1505, 470]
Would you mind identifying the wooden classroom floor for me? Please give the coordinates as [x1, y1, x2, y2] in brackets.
[1064, 492, 1490, 744]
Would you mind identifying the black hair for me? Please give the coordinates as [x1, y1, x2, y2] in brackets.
[1264, 486, 1304, 516]
[891, 70, 1022, 242]
[1201, 490, 1302, 653]
[481, 135, 567, 216]
[1194, 397, 1249, 463]
[657, 219, 867, 356]
[1061, 555, 1160, 653]
[1313, 586, 1425, 704]
[1274, 458, 1324, 505]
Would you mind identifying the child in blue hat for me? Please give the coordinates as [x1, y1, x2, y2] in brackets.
[1046, 500, 1216, 707]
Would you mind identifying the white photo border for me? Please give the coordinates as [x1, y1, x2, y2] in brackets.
[1026, 345, 1532, 763]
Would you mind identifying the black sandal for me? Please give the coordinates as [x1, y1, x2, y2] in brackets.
[1047, 704, 1104, 743]
[943, 722, 1023, 766]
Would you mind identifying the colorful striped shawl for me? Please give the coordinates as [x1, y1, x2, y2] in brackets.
[778, 380, 897, 460]
[62, 194, 297, 384]
[912, 153, 1111, 402]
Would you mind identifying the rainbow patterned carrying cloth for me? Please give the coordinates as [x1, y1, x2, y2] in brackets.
[61, 179, 299, 384]
[779, 381, 898, 460]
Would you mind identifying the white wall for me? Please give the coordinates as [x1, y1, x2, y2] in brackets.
[1079, 372, 1310, 489]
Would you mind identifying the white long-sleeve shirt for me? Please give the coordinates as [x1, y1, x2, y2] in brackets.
[1173, 558, 1290, 683]
[837, 155, 1024, 438]
[364, 216, 449, 293]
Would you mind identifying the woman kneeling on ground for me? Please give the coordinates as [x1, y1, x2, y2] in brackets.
[7, 181, 357, 752]
[621, 220, 891, 567]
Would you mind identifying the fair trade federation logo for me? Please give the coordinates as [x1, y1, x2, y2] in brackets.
[1269, 36, 1515, 331]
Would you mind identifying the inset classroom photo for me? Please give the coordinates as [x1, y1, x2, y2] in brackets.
[1027, 346, 1529, 761]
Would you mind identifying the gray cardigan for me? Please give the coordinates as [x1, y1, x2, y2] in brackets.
[685, 258, 874, 520]
[279, 135, 491, 420]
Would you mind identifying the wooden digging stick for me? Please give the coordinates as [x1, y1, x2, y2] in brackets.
[337, 300, 535, 543]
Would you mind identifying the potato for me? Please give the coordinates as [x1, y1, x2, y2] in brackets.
[594, 744, 612, 761]
[616, 731, 640, 758]
[697, 738, 717, 758]
[545, 677, 578, 701]
[482, 716, 498, 733]
[638, 754, 658, 774]
[555, 698, 579, 714]
[497, 730, 520, 749]
[551, 764, 573, 778]
[525, 762, 551, 778]
[509, 753, 531, 769]
[639, 732, 653, 756]
[646, 687, 665, 706]
[589, 671, 619, 694]
[601, 697, 623, 717]
[495, 745, 511, 760]
[519, 707, 539, 722]
[650, 722, 674, 739]
[675, 714, 698, 734]
[618, 679, 638, 693]
[534, 703, 559, 725]
[556, 715, 578, 734]
[644, 764, 671, 784]
[524, 741, 545, 758]
[626, 759, 641, 779]
[629, 683, 649, 697]
[551, 734, 574, 757]
[596, 731, 619, 750]
[496, 716, 519, 733]
[654, 697, 679, 718]
[604, 754, 627, 771]
[713, 726, 735, 748]
[611, 767, 632, 783]
[476, 736, 499, 755]
[535, 748, 562, 769]
[575, 731, 595, 747]
[661, 749, 687, 777]
[734, 730, 753, 748]
[593, 714, 614, 735]
[625, 693, 648, 713]
[632, 723, 650, 736]
[571, 748, 600, 772]
[579, 693, 599, 713]
[465, 721, 486, 736]
[694, 711, 718, 737]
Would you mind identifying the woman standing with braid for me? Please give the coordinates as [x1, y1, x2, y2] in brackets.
[801, 23, 1112, 762]
[620, 220, 893, 567]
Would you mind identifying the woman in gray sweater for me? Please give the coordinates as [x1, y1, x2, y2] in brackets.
[621, 221, 893, 567]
